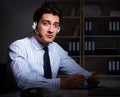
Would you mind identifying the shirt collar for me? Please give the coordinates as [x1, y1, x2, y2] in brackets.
[30, 36, 43, 51]
[30, 36, 53, 51]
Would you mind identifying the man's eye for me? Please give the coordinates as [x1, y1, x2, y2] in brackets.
[54, 24, 59, 28]
[43, 22, 49, 25]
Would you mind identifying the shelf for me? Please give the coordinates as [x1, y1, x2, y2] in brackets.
[56, 36, 81, 39]
[84, 35, 120, 38]
[84, 55, 120, 58]
[83, 0, 120, 75]
[84, 16, 120, 18]
[51, 0, 120, 76]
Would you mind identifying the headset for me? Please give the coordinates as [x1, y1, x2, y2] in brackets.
[32, 22, 37, 30]
[32, 22, 60, 33]
[32, 22, 42, 37]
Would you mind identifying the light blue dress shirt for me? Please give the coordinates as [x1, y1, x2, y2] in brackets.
[9, 36, 91, 90]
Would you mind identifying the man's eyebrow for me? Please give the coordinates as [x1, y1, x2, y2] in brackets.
[54, 22, 59, 24]
[41, 20, 50, 23]
[41, 20, 59, 24]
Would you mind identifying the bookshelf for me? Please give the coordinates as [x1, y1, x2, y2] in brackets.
[83, 0, 120, 75]
[47, 0, 120, 76]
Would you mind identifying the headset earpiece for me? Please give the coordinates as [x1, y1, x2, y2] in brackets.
[32, 22, 42, 37]
[32, 22, 37, 30]
[57, 27, 60, 33]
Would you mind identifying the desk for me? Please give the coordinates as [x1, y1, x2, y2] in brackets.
[61, 89, 88, 97]
[60, 76, 120, 97]
[0, 77, 120, 97]
[61, 88, 120, 97]
[0, 88, 120, 97]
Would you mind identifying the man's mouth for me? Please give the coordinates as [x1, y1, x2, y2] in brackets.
[47, 35, 53, 38]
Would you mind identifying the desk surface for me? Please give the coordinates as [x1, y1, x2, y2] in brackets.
[61, 87, 120, 97]
[61, 78, 120, 97]
[0, 78, 120, 97]
[0, 88, 120, 97]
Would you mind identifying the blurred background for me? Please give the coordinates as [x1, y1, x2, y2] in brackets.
[0, 0, 45, 63]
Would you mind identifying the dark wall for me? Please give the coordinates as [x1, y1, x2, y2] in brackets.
[0, 0, 45, 63]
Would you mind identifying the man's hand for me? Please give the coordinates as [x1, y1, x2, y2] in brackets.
[60, 74, 86, 89]
[87, 72, 101, 87]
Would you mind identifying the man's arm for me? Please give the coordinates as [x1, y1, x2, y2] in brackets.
[60, 74, 86, 89]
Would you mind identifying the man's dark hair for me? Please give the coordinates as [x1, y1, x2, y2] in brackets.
[33, 2, 62, 23]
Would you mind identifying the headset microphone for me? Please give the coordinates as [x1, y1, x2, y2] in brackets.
[35, 30, 42, 37]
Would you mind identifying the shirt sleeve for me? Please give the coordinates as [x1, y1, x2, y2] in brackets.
[57, 44, 92, 79]
[9, 42, 61, 90]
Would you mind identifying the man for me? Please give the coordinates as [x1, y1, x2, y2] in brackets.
[9, 2, 100, 91]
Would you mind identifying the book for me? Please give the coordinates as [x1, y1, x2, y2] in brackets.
[84, 40, 95, 55]
[68, 39, 80, 56]
[108, 20, 120, 35]
[107, 60, 120, 75]
[84, 20, 92, 35]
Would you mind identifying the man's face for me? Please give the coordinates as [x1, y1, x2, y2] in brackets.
[36, 13, 60, 44]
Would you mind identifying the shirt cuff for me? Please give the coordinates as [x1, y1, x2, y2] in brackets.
[49, 78, 61, 90]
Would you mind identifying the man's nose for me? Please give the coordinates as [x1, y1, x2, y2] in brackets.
[48, 25, 54, 33]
